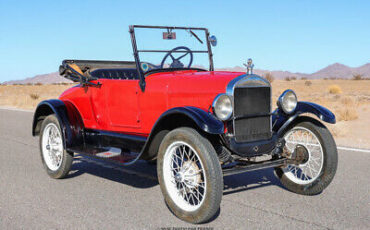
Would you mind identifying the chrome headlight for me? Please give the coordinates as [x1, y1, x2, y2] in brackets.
[212, 94, 233, 120]
[278, 90, 297, 114]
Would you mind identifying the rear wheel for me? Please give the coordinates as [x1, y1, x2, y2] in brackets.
[275, 118, 338, 195]
[157, 127, 223, 223]
[39, 114, 73, 179]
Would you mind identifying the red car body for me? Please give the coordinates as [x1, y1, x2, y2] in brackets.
[59, 70, 240, 136]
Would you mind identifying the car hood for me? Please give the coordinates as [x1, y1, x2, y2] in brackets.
[146, 70, 244, 93]
[146, 70, 245, 109]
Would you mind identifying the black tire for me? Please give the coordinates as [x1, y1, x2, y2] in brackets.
[275, 117, 338, 195]
[157, 127, 223, 223]
[39, 114, 73, 179]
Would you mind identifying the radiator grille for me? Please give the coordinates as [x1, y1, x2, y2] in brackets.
[233, 87, 272, 142]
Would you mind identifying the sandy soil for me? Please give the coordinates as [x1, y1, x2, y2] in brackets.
[0, 80, 369, 148]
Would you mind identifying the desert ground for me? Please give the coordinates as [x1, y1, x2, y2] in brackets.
[0, 79, 369, 148]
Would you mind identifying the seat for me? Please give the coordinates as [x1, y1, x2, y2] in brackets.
[90, 68, 138, 80]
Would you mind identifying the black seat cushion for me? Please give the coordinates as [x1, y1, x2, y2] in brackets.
[90, 68, 138, 80]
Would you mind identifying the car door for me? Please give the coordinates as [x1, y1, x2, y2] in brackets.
[104, 79, 141, 130]
[89, 78, 141, 133]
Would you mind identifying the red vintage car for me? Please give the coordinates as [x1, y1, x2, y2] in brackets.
[32, 25, 338, 223]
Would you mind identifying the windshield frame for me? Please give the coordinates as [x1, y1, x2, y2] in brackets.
[129, 25, 214, 91]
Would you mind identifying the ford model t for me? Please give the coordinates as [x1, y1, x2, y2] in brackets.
[32, 25, 337, 223]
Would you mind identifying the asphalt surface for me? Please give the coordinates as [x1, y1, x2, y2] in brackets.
[0, 108, 369, 230]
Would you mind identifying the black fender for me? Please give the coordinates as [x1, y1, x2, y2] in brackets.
[32, 99, 84, 148]
[154, 106, 224, 134]
[273, 101, 336, 136]
[139, 106, 224, 161]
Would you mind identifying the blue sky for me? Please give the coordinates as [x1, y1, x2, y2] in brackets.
[0, 0, 369, 82]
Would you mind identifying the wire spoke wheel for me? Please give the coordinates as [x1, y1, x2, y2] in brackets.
[41, 123, 63, 171]
[163, 141, 207, 212]
[283, 126, 324, 185]
[158, 128, 223, 223]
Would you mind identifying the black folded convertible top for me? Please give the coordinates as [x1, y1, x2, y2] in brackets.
[59, 59, 137, 82]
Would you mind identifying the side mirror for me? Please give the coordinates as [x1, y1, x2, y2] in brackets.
[209, 35, 217, 47]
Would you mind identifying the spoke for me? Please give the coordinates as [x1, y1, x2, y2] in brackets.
[169, 54, 175, 60]
[190, 193, 196, 205]
[170, 178, 177, 185]
[307, 163, 315, 178]
[198, 182, 205, 189]
[183, 186, 189, 202]
[193, 189, 200, 204]
[184, 179, 193, 186]
[180, 147, 185, 168]
[305, 132, 309, 146]
[189, 150, 195, 162]
[299, 169, 304, 180]
[310, 165, 319, 173]
[171, 154, 181, 169]
[294, 166, 298, 178]
[184, 169, 203, 177]
[176, 52, 189, 60]
[171, 163, 181, 173]
[183, 145, 190, 159]
[303, 172, 309, 181]
[198, 190, 204, 199]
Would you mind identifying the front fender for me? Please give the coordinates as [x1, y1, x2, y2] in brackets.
[138, 106, 224, 161]
[32, 99, 84, 148]
[155, 107, 224, 134]
[273, 101, 336, 135]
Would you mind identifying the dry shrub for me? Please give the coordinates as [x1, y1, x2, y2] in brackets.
[285, 77, 291, 81]
[305, 80, 312, 86]
[328, 85, 342, 94]
[334, 96, 359, 121]
[352, 74, 363, 80]
[35, 82, 43, 86]
[264, 72, 274, 83]
[336, 107, 358, 121]
[29, 93, 40, 100]
[290, 76, 297, 80]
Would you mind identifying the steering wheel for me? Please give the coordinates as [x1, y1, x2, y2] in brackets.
[160, 46, 193, 69]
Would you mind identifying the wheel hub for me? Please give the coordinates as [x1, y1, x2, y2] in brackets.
[181, 161, 202, 189]
[294, 144, 310, 164]
[175, 172, 183, 182]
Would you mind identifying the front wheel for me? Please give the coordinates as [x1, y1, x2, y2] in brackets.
[157, 127, 223, 223]
[275, 117, 338, 195]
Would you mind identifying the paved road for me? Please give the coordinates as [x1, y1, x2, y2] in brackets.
[0, 108, 369, 230]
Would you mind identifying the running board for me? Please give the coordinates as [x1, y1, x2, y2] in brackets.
[67, 145, 139, 164]
[222, 158, 287, 176]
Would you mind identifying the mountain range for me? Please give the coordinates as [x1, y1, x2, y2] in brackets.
[218, 63, 370, 80]
[2, 62, 369, 84]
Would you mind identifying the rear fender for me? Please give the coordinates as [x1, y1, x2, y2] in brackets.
[32, 99, 84, 148]
[273, 101, 336, 136]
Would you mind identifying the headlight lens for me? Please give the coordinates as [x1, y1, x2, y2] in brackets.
[278, 90, 297, 114]
[213, 94, 233, 120]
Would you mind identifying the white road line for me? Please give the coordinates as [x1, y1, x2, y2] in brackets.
[0, 107, 33, 113]
[337, 146, 370, 153]
[1, 107, 369, 153]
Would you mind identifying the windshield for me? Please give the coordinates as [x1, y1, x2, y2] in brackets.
[130, 25, 213, 74]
